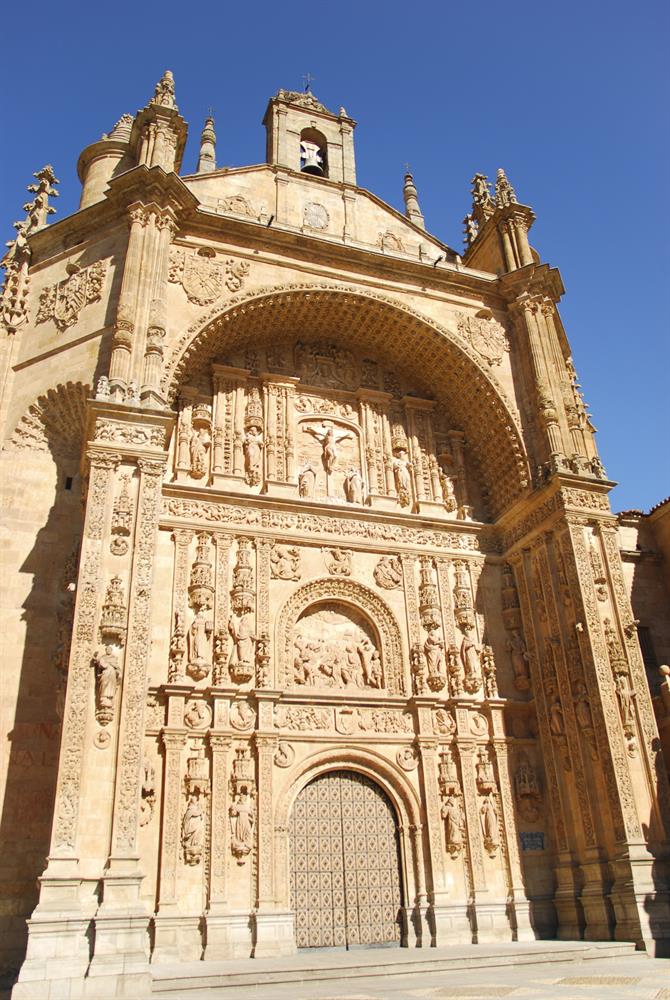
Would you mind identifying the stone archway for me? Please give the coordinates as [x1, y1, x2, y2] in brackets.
[162, 283, 530, 518]
[289, 769, 404, 949]
[275, 577, 406, 694]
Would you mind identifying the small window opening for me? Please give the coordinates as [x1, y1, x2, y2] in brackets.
[64, 476, 74, 491]
[300, 128, 327, 177]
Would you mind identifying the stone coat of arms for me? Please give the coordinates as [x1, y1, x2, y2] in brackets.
[456, 312, 509, 366]
[36, 259, 108, 331]
[169, 247, 250, 306]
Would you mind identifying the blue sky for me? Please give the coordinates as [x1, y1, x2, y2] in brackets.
[2, 0, 668, 512]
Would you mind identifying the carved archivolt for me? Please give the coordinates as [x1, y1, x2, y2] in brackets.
[276, 577, 406, 695]
[161, 283, 529, 517]
[6, 381, 89, 456]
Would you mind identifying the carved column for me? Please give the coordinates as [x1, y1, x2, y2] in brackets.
[448, 431, 469, 512]
[490, 710, 534, 940]
[169, 529, 192, 682]
[233, 383, 246, 477]
[263, 382, 278, 482]
[109, 206, 146, 397]
[141, 210, 177, 403]
[212, 534, 233, 686]
[498, 221, 516, 271]
[152, 730, 186, 963]
[204, 734, 233, 959]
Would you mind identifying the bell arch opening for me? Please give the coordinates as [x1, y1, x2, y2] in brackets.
[289, 768, 404, 949]
[163, 285, 529, 519]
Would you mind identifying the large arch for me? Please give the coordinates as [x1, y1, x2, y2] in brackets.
[275, 576, 406, 695]
[162, 283, 530, 518]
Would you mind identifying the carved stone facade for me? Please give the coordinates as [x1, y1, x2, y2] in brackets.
[1, 76, 667, 999]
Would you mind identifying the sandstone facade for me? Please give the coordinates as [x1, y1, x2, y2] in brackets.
[1, 75, 668, 998]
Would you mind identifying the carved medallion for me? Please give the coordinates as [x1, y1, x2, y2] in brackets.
[184, 699, 212, 729]
[373, 555, 403, 590]
[36, 259, 108, 331]
[456, 312, 509, 366]
[433, 708, 456, 736]
[322, 547, 352, 576]
[274, 742, 295, 767]
[230, 700, 256, 731]
[396, 747, 419, 771]
[303, 202, 329, 230]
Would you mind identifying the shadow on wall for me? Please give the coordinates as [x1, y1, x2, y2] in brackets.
[0, 396, 87, 986]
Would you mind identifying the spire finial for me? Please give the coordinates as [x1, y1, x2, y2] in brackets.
[197, 113, 217, 174]
[403, 169, 425, 231]
[152, 70, 177, 110]
[23, 165, 60, 232]
[303, 72, 315, 94]
[470, 173, 494, 226]
[495, 167, 518, 208]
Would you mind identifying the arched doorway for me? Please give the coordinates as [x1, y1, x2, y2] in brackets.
[289, 769, 403, 949]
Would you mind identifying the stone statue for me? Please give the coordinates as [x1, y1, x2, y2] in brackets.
[548, 694, 565, 736]
[182, 793, 205, 865]
[243, 425, 264, 485]
[424, 624, 445, 677]
[303, 421, 352, 474]
[230, 790, 254, 862]
[357, 636, 382, 688]
[440, 470, 458, 512]
[392, 449, 412, 506]
[507, 630, 530, 691]
[480, 795, 499, 855]
[460, 625, 482, 693]
[298, 462, 317, 497]
[659, 665, 670, 718]
[441, 795, 465, 856]
[188, 606, 213, 680]
[190, 427, 208, 478]
[91, 645, 122, 725]
[343, 467, 364, 504]
[228, 610, 256, 668]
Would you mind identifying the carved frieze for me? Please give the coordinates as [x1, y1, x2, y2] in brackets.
[94, 420, 166, 448]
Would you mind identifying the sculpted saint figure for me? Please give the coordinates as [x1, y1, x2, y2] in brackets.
[243, 424, 264, 485]
[230, 790, 254, 861]
[91, 645, 122, 724]
[424, 625, 446, 676]
[303, 421, 352, 474]
[392, 449, 412, 506]
[228, 610, 256, 666]
[298, 462, 317, 497]
[442, 796, 464, 854]
[460, 625, 481, 692]
[188, 606, 213, 672]
[189, 428, 208, 478]
[506, 630, 530, 690]
[182, 793, 205, 865]
[343, 468, 364, 504]
[480, 796, 499, 853]
[357, 635, 382, 688]
[548, 694, 565, 736]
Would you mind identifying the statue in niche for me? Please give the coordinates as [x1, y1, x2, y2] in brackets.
[573, 681, 598, 759]
[243, 423, 264, 485]
[230, 789, 255, 862]
[480, 795, 499, 856]
[182, 792, 205, 865]
[228, 610, 256, 671]
[548, 692, 565, 736]
[271, 545, 300, 581]
[189, 427, 209, 479]
[298, 461, 317, 497]
[343, 467, 364, 504]
[424, 624, 446, 676]
[188, 604, 213, 680]
[507, 630, 531, 691]
[442, 795, 465, 856]
[460, 625, 482, 693]
[392, 447, 412, 507]
[303, 421, 353, 474]
[515, 754, 542, 823]
[439, 469, 458, 513]
[91, 645, 122, 725]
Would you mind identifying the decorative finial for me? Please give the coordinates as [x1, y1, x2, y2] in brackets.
[103, 113, 134, 142]
[470, 173, 494, 226]
[152, 70, 177, 110]
[339, 106, 348, 118]
[403, 170, 425, 230]
[197, 113, 217, 174]
[23, 165, 59, 232]
[303, 72, 315, 94]
[1, 166, 59, 331]
[463, 214, 479, 248]
[495, 168, 518, 208]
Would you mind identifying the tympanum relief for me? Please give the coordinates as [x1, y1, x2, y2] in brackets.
[291, 603, 383, 690]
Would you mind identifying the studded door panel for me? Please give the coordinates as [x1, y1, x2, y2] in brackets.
[289, 770, 402, 948]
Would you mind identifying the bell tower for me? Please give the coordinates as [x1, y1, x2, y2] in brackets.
[263, 88, 357, 185]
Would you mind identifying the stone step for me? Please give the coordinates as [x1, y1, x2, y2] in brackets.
[151, 940, 638, 994]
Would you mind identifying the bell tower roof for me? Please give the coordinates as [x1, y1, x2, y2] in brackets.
[263, 88, 357, 186]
